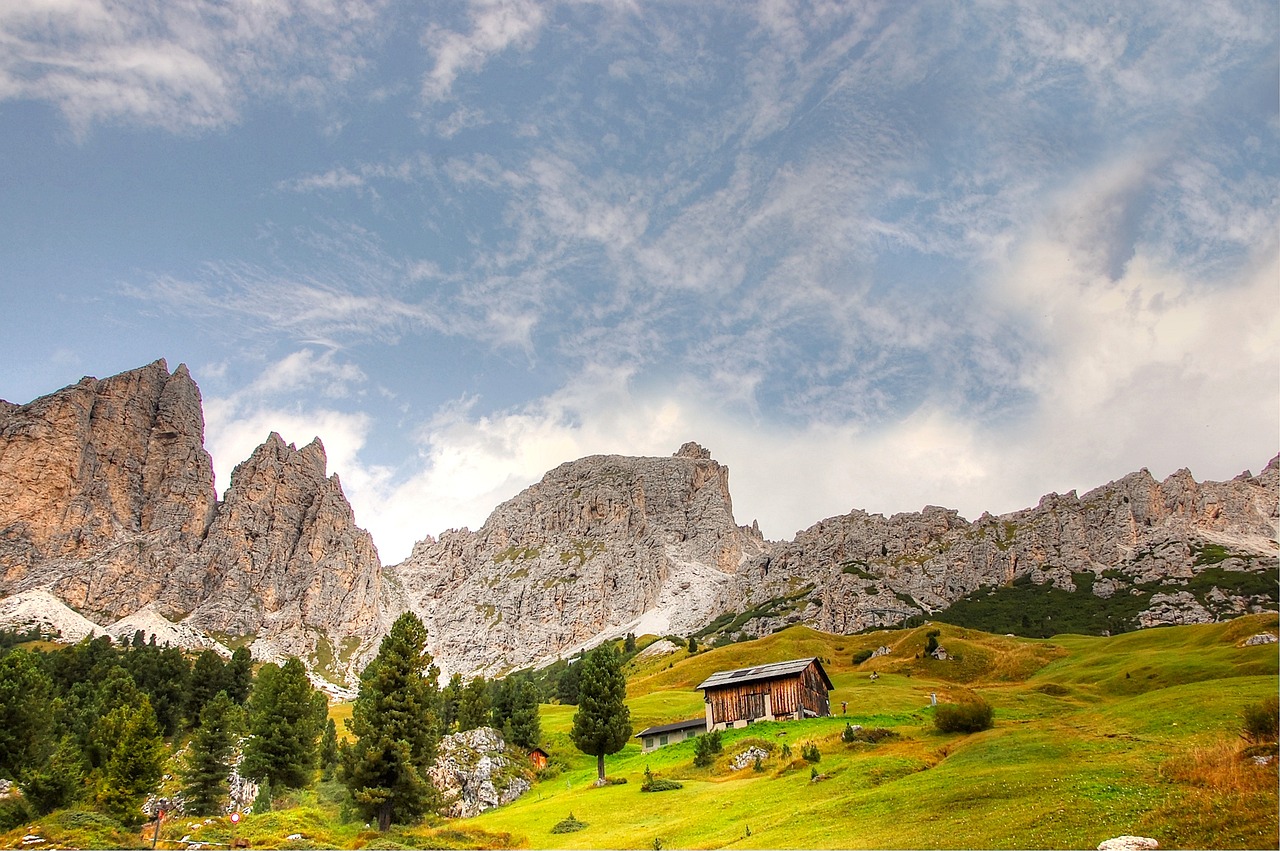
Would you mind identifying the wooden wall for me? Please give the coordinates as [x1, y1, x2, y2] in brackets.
[705, 662, 830, 725]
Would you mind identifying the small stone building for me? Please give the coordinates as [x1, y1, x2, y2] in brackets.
[634, 718, 707, 752]
[696, 657, 833, 730]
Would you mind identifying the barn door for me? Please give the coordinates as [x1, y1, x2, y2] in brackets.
[740, 691, 765, 720]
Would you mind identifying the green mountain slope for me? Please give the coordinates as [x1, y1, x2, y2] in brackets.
[463, 614, 1279, 850]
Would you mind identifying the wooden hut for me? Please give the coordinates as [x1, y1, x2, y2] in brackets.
[528, 747, 550, 771]
[634, 718, 706, 753]
[696, 657, 833, 730]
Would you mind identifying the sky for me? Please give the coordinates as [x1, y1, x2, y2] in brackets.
[1, 0, 1276, 565]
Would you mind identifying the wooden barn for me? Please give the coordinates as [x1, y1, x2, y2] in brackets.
[528, 747, 550, 771]
[696, 657, 834, 730]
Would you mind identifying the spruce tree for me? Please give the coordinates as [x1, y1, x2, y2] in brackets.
[570, 643, 632, 785]
[21, 734, 84, 814]
[341, 612, 442, 831]
[0, 650, 53, 780]
[185, 650, 227, 727]
[92, 697, 166, 826]
[182, 692, 240, 815]
[319, 718, 339, 780]
[556, 656, 582, 705]
[242, 658, 325, 789]
[440, 673, 464, 732]
[455, 676, 491, 731]
[224, 647, 253, 704]
[506, 679, 542, 750]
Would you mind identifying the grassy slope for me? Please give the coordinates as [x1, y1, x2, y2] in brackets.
[462, 614, 1279, 850]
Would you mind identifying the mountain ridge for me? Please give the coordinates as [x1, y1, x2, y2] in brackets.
[1, 361, 1275, 684]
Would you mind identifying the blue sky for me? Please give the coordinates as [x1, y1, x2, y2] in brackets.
[1, 0, 1276, 564]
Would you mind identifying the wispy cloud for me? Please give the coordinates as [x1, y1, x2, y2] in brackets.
[421, 0, 547, 102]
[0, 0, 389, 135]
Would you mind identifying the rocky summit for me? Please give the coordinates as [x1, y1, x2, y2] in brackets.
[0, 360, 395, 684]
[1, 360, 1276, 685]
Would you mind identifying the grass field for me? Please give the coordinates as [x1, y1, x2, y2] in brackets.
[3, 614, 1275, 849]
[461, 614, 1279, 850]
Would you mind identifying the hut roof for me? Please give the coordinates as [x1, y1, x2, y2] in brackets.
[695, 657, 834, 692]
[634, 717, 707, 738]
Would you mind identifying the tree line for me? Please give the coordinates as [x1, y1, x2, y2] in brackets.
[0, 617, 636, 833]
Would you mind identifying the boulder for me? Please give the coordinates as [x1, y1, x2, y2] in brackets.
[428, 727, 531, 818]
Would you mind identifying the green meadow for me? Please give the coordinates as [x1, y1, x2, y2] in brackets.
[5, 614, 1275, 849]
[463, 614, 1279, 850]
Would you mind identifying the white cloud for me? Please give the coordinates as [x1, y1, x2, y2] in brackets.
[0, 0, 388, 135]
[421, 0, 547, 102]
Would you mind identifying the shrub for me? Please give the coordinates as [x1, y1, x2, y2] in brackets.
[801, 743, 821, 763]
[851, 649, 874, 665]
[550, 813, 587, 834]
[934, 699, 994, 733]
[1243, 694, 1279, 743]
[844, 725, 899, 745]
[693, 730, 723, 767]
[642, 766, 683, 792]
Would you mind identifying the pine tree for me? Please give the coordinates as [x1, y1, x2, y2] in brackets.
[21, 734, 84, 814]
[441, 672, 464, 732]
[455, 676, 491, 731]
[687, 636, 698, 654]
[252, 778, 272, 814]
[182, 692, 240, 815]
[341, 612, 442, 831]
[623, 633, 637, 654]
[242, 658, 325, 790]
[0, 650, 54, 780]
[319, 718, 339, 781]
[556, 655, 582, 705]
[506, 679, 542, 750]
[224, 647, 253, 705]
[185, 650, 228, 727]
[570, 643, 632, 785]
[92, 697, 167, 827]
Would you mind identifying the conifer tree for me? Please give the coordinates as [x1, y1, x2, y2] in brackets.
[242, 658, 325, 789]
[441, 672, 464, 732]
[21, 734, 84, 814]
[341, 612, 442, 831]
[570, 643, 632, 785]
[319, 718, 339, 780]
[224, 647, 253, 704]
[92, 697, 166, 826]
[506, 679, 542, 750]
[182, 692, 240, 815]
[185, 650, 227, 727]
[556, 655, 582, 705]
[455, 676, 491, 731]
[0, 650, 53, 780]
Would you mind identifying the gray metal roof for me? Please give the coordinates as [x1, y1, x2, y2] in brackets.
[634, 717, 707, 738]
[695, 657, 834, 691]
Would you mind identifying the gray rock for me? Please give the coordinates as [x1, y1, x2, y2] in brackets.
[1244, 633, 1278, 646]
[428, 727, 531, 818]
[1097, 836, 1158, 851]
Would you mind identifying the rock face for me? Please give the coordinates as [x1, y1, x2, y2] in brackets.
[729, 459, 1279, 637]
[428, 727, 531, 818]
[0, 360, 215, 620]
[393, 441, 766, 675]
[0, 361, 394, 684]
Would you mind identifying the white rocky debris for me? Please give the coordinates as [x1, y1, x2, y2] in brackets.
[428, 727, 531, 818]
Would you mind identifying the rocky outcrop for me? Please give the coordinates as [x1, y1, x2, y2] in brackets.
[394, 442, 766, 675]
[727, 458, 1279, 637]
[428, 727, 530, 818]
[0, 362, 395, 684]
[0, 359, 215, 621]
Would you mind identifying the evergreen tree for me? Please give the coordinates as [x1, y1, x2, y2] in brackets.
[440, 672, 464, 732]
[341, 612, 442, 831]
[252, 778, 272, 814]
[125, 643, 191, 737]
[21, 734, 84, 814]
[0, 650, 54, 780]
[623, 633, 637, 654]
[319, 718, 339, 781]
[455, 676, 491, 731]
[242, 658, 325, 789]
[505, 679, 542, 750]
[185, 650, 228, 726]
[570, 643, 632, 785]
[182, 692, 240, 815]
[556, 655, 582, 705]
[687, 636, 698, 654]
[92, 697, 166, 827]
[224, 647, 253, 705]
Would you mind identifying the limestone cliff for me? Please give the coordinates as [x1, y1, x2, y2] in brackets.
[393, 442, 766, 676]
[0, 359, 215, 619]
[0, 362, 394, 685]
[728, 458, 1279, 637]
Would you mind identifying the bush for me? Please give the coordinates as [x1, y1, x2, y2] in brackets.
[801, 743, 821, 763]
[934, 699, 994, 734]
[1243, 694, 1279, 743]
[851, 649, 874, 665]
[642, 765, 684, 792]
[693, 730, 723, 767]
[843, 725, 898, 744]
[551, 813, 587, 834]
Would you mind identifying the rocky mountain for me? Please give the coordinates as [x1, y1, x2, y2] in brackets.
[394, 442, 766, 676]
[0, 360, 394, 685]
[1, 359, 1276, 685]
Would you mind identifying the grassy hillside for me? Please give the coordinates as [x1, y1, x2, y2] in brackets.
[464, 614, 1279, 850]
[4, 616, 1273, 850]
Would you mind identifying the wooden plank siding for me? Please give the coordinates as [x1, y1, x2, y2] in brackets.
[703, 660, 831, 727]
